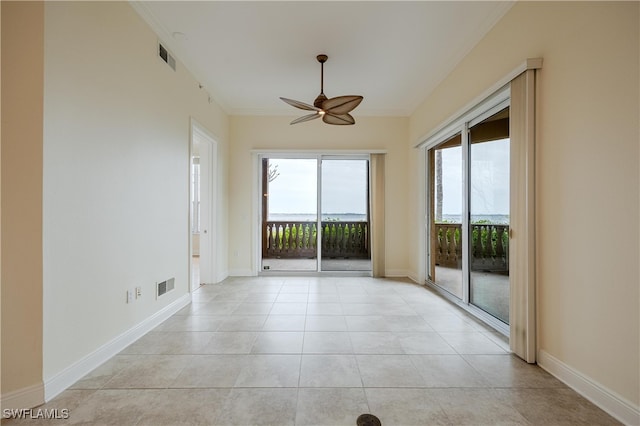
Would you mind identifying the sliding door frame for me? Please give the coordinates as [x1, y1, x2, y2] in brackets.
[253, 150, 382, 276]
[416, 58, 541, 360]
[422, 87, 511, 336]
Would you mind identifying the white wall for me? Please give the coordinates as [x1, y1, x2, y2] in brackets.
[409, 0, 639, 415]
[228, 115, 409, 276]
[42, 2, 229, 383]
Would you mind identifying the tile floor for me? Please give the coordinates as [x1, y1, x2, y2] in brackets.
[5, 276, 620, 425]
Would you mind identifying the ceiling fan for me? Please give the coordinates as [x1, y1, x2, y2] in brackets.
[280, 54, 363, 125]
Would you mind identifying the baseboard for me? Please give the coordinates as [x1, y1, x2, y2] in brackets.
[384, 269, 409, 278]
[43, 293, 191, 402]
[215, 270, 229, 283]
[406, 272, 422, 284]
[538, 350, 640, 425]
[1, 382, 45, 411]
[229, 268, 255, 276]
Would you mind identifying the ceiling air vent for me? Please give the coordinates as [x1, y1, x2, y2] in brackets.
[158, 43, 176, 71]
[157, 277, 175, 298]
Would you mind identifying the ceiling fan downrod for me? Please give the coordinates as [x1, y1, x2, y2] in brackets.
[314, 54, 328, 108]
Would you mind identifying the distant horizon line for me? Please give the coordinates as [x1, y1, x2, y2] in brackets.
[270, 212, 366, 215]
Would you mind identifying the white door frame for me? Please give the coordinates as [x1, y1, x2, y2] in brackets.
[190, 119, 217, 290]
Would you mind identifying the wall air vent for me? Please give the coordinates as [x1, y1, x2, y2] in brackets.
[157, 277, 175, 298]
[158, 43, 176, 71]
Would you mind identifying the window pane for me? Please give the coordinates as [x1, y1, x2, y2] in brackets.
[430, 133, 463, 298]
[321, 159, 371, 272]
[469, 107, 510, 324]
[262, 158, 318, 272]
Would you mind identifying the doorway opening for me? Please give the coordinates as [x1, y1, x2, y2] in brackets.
[190, 121, 217, 291]
[260, 155, 372, 274]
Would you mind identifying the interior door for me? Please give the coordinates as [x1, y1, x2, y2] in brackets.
[196, 138, 212, 285]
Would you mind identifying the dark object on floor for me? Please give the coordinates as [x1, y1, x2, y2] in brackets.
[357, 413, 382, 426]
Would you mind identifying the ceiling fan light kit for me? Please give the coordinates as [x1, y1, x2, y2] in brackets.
[280, 54, 363, 125]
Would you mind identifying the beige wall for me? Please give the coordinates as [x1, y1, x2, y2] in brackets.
[40, 2, 229, 385]
[228, 115, 409, 276]
[410, 1, 639, 407]
[1, 1, 45, 401]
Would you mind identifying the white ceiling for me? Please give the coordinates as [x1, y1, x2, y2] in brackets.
[132, 1, 513, 117]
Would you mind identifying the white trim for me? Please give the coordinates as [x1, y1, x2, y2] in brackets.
[419, 86, 510, 151]
[415, 149, 427, 285]
[43, 294, 191, 402]
[216, 269, 229, 283]
[1, 382, 45, 411]
[384, 269, 410, 278]
[414, 58, 542, 148]
[406, 273, 422, 285]
[251, 153, 261, 276]
[468, 98, 511, 128]
[538, 350, 640, 426]
[190, 119, 219, 288]
[229, 268, 255, 277]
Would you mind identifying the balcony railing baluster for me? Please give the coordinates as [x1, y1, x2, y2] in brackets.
[434, 222, 509, 272]
[263, 221, 370, 259]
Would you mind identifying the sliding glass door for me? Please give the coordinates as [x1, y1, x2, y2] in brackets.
[429, 133, 463, 298]
[469, 108, 510, 323]
[427, 104, 511, 327]
[321, 159, 371, 271]
[262, 158, 318, 272]
[261, 155, 371, 273]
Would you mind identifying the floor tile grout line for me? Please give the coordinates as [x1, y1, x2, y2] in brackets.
[55, 277, 617, 426]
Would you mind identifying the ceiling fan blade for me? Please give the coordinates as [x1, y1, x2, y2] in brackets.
[322, 96, 363, 115]
[322, 112, 355, 125]
[290, 113, 321, 125]
[280, 97, 321, 112]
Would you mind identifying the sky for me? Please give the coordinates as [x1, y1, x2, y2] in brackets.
[266, 140, 509, 217]
[438, 138, 510, 215]
[267, 158, 367, 215]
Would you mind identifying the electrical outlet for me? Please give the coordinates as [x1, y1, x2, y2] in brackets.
[126, 289, 134, 304]
[136, 287, 142, 298]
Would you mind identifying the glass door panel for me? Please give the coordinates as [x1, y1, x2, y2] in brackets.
[262, 158, 318, 272]
[469, 107, 510, 323]
[320, 159, 371, 271]
[429, 133, 463, 298]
